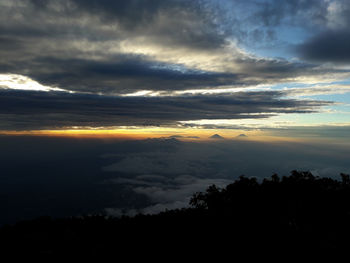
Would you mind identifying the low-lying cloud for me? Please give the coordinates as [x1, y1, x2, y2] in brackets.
[101, 138, 350, 216]
[1, 136, 350, 224]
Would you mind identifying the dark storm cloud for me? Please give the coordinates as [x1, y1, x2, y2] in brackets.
[67, 0, 179, 23]
[1, 0, 225, 51]
[0, 0, 232, 93]
[1, 0, 347, 95]
[7, 56, 238, 93]
[82, 0, 227, 50]
[215, 0, 350, 66]
[0, 0, 346, 132]
[2, 53, 337, 94]
[297, 30, 350, 63]
[293, 0, 350, 63]
[0, 89, 331, 130]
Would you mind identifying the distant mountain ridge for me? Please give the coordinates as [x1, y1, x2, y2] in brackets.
[209, 134, 224, 139]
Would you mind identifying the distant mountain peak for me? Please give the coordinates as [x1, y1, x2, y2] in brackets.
[237, 134, 247, 137]
[210, 134, 224, 139]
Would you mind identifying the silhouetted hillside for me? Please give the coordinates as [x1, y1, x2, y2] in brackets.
[1, 170, 350, 259]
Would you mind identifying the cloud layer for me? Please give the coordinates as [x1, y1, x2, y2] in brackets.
[101, 138, 350, 216]
[1, 0, 350, 130]
[1, 0, 349, 95]
[295, 0, 350, 63]
[1, 136, 350, 224]
[0, 89, 332, 130]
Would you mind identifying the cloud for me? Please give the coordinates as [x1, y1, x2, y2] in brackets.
[17, 56, 239, 94]
[252, 0, 329, 27]
[293, 1, 350, 63]
[1, 0, 349, 132]
[102, 138, 350, 216]
[268, 125, 350, 139]
[102, 142, 237, 214]
[105, 173, 233, 216]
[0, 89, 332, 130]
[285, 84, 350, 97]
[69, 0, 226, 49]
[2, 135, 350, 223]
[0, 0, 235, 94]
[202, 0, 331, 55]
[297, 30, 350, 63]
[0, 0, 349, 96]
[103, 149, 217, 177]
[102, 138, 350, 182]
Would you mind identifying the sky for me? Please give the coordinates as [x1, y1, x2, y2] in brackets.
[1, 0, 350, 224]
[1, 0, 350, 140]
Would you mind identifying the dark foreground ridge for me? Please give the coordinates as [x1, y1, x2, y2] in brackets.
[1, 170, 350, 258]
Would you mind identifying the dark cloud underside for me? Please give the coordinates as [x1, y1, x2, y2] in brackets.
[5, 56, 239, 93]
[294, 0, 350, 63]
[0, 0, 349, 130]
[0, 0, 348, 94]
[297, 30, 350, 63]
[0, 89, 331, 130]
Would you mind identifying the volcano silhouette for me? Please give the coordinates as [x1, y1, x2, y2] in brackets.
[210, 134, 224, 139]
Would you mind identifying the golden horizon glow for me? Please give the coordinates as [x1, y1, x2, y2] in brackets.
[0, 127, 316, 143]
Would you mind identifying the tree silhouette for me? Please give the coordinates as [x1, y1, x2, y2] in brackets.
[1, 170, 350, 258]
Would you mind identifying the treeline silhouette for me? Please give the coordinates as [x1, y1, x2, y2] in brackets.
[1, 170, 350, 258]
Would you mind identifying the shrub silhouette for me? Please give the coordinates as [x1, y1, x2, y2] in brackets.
[192, 171, 350, 225]
[1, 170, 350, 258]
